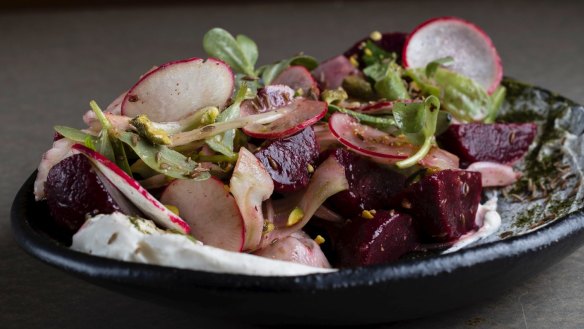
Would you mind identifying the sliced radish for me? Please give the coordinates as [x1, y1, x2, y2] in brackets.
[229, 147, 274, 251]
[403, 17, 502, 94]
[242, 99, 327, 139]
[34, 138, 76, 200]
[160, 177, 244, 252]
[418, 147, 460, 170]
[466, 161, 521, 187]
[122, 57, 234, 122]
[311, 55, 359, 90]
[313, 122, 340, 152]
[271, 66, 319, 97]
[72, 144, 190, 234]
[328, 112, 413, 159]
[253, 231, 331, 268]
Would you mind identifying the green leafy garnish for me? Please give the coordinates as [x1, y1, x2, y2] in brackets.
[363, 61, 410, 101]
[89, 101, 132, 176]
[485, 85, 507, 123]
[328, 104, 396, 130]
[393, 96, 440, 168]
[54, 126, 97, 144]
[407, 67, 500, 122]
[425, 56, 454, 77]
[118, 131, 210, 180]
[203, 28, 257, 78]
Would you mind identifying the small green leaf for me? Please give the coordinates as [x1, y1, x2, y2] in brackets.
[203, 28, 255, 77]
[361, 40, 395, 67]
[118, 131, 210, 180]
[54, 126, 97, 144]
[236, 34, 259, 67]
[328, 104, 396, 130]
[425, 56, 454, 78]
[364, 61, 410, 101]
[485, 86, 506, 123]
[289, 55, 319, 71]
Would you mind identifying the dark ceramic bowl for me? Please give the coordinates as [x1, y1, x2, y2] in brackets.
[11, 80, 584, 325]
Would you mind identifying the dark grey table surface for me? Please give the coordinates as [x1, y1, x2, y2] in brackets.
[1, 1, 584, 328]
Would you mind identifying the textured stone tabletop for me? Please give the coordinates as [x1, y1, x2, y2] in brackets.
[1, 1, 583, 328]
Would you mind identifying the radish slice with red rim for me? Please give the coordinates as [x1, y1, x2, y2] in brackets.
[72, 144, 191, 234]
[122, 57, 234, 122]
[328, 112, 413, 159]
[402, 17, 502, 94]
[243, 99, 327, 139]
[160, 177, 244, 252]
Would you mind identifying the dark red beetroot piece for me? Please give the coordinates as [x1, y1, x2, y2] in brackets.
[45, 154, 137, 232]
[325, 148, 407, 218]
[271, 66, 320, 98]
[311, 55, 359, 90]
[254, 127, 319, 193]
[344, 32, 408, 67]
[334, 210, 420, 267]
[388, 170, 482, 242]
[438, 123, 537, 167]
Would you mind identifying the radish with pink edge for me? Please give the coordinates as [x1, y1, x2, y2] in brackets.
[72, 144, 191, 234]
[242, 99, 327, 139]
[160, 177, 245, 252]
[122, 57, 234, 122]
[328, 112, 414, 160]
[402, 17, 503, 94]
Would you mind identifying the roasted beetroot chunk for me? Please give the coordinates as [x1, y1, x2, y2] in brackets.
[325, 148, 407, 218]
[344, 32, 408, 67]
[334, 210, 420, 267]
[388, 170, 482, 242]
[45, 154, 135, 232]
[438, 123, 537, 167]
[254, 127, 319, 193]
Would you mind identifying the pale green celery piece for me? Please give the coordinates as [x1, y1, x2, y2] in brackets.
[54, 126, 97, 144]
[89, 100, 131, 175]
[118, 131, 210, 180]
[151, 106, 219, 134]
[485, 86, 507, 123]
[171, 107, 287, 147]
[395, 96, 440, 169]
[203, 28, 256, 77]
[205, 85, 249, 157]
[328, 104, 396, 130]
[321, 89, 348, 105]
[407, 67, 491, 122]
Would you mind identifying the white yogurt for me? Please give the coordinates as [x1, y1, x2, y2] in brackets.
[71, 212, 335, 276]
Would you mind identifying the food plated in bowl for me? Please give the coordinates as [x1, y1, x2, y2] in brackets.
[11, 16, 584, 324]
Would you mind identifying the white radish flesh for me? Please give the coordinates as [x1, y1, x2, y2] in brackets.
[403, 17, 502, 94]
[160, 177, 244, 252]
[253, 231, 331, 268]
[122, 58, 234, 122]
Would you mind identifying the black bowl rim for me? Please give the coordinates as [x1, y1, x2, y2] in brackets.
[11, 84, 584, 293]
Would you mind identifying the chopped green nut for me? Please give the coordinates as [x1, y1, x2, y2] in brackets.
[131, 115, 172, 145]
[361, 210, 375, 219]
[369, 31, 382, 41]
[321, 88, 348, 105]
[314, 235, 326, 245]
[287, 207, 305, 227]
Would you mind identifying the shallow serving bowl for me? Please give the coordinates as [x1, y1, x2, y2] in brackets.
[11, 79, 584, 325]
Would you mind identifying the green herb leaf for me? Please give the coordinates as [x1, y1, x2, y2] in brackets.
[361, 40, 395, 67]
[54, 126, 97, 144]
[90, 101, 132, 175]
[485, 86, 506, 123]
[394, 96, 440, 168]
[407, 67, 492, 122]
[236, 34, 259, 67]
[425, 56, 454, 78]
[118, 131, 210, 180]
[203, 28, 255, 77]
[364, 61, 410, 101]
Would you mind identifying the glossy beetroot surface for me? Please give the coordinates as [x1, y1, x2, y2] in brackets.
[254, 127, 319, 193]
[45, 154, 131, 232]
[388, 170, 482, 242]
[438, 123, 537, 167]
[334, 210, 419, 267]
[325, 148, 407, 218]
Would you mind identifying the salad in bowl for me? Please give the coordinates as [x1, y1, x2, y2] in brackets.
[33, 17, 547, 276]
